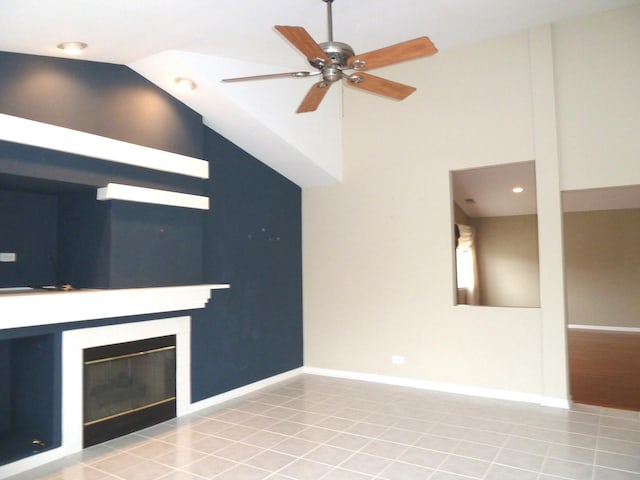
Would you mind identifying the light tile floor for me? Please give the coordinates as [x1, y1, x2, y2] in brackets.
[9, 375, 640, 480]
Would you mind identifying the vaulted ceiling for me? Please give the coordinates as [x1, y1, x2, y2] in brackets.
[2, 0, 638, 186]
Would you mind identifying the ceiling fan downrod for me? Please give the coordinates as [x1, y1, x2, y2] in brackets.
[322, 0, 334, 42]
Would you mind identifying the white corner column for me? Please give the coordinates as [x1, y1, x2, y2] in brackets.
[529, 25, 569, 407]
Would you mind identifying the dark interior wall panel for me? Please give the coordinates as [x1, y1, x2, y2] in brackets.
[0, 340, 10, 432]
[108, 201, 204, 288]
[191, 128, 302, 400]
[0, 51, 203, 158]
[57, 191, 112, 289]
[0, 189, 58, 288]
[11, 335, 56, 448]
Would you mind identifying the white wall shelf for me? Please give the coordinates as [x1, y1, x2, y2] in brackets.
[97, 183, 209, 210]
[0, 113, 209, 179]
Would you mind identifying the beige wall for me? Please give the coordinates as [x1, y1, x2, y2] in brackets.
[453, 202, 469, 225]
[564, 209, 640, 328]
[554, 5, 640, 191]
[303, 5, 639, 403]
[304, 30, 544, 397]
[472, 215, 540, 307]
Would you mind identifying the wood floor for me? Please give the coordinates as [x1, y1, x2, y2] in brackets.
[568, 328, 640, 411]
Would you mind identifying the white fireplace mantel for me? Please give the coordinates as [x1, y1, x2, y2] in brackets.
[0, 284, 229, 330]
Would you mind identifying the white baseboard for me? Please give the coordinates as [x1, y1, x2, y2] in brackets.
[188, 367, 304, 414]
[304, 367, 568, 409]
[541, 397, 571, 409]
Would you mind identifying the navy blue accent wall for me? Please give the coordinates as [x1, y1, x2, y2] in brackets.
[11, 335, 56, 448]
[0, 334, 58, 465]
[0, 51, 203, 158]
[0, 52, 303, 464]
[56, 193, 205, 289]
[57, 191, 112, 288]
[190, 128, 302, 401]
[109, 201, 204, 288]
[0, 189, 58, 288]
[0, 341, 9, 432]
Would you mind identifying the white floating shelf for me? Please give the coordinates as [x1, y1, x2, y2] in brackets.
[0, 284, 229, 330]
[97, 183, 209, 210]
[0, 113, 209, 179]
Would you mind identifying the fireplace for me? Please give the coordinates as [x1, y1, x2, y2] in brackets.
[83, 335, 177, 447]
[62, 317, 191, 453]
[1, 286, 227, 478]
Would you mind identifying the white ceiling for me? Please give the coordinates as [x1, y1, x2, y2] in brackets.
[3, 0, 638, 66]
[1, 0, 639, 186]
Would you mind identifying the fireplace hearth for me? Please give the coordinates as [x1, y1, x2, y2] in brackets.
[83, 335, 176, 447]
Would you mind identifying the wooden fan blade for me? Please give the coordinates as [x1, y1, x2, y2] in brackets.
[222, 71, 319, 82]
[297, 81, 331, 113]
[346, 72, 416, 100]
[348, 37, 437, 71]
[275, 25, 331, 64]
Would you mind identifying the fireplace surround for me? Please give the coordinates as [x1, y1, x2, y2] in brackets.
[62, 316, 191, 454]
[0, 284, 230, 477]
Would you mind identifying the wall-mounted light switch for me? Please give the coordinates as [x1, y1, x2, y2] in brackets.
[0, 252, 17, 262]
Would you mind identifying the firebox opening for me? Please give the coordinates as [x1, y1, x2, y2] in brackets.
[83, 335, 176, 448]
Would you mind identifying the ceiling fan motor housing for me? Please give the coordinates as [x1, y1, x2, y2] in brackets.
[317, 41, 354, 67]
[311, 41, 356, 83]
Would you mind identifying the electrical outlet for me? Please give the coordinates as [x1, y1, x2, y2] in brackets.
[391, 355, 405, 365]
[0, 252, 16, 262]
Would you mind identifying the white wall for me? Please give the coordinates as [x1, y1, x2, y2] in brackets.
[303, 5, 639, 404]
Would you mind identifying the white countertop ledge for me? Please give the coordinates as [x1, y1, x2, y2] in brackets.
[0, 284, 229, 330]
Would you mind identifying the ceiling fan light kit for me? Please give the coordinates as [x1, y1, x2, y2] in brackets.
[222, 0, 438, 113]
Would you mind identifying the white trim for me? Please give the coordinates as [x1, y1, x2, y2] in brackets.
[188, 367, 304, 414]
[0, 284, 229, 330]
[62, 317, 192, 454]
[304, 367, 569, 408]
[97, 183, 209, 210]
[568, 324, 640, 333]
[0, 113, 208, 179]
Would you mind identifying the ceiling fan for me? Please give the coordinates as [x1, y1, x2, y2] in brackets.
[221, 0, 438, 113]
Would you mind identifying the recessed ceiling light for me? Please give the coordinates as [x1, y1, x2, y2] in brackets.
[175, 77, 197, 92]
[512, 186, 524, 194]
[57, 41, 88, 55]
